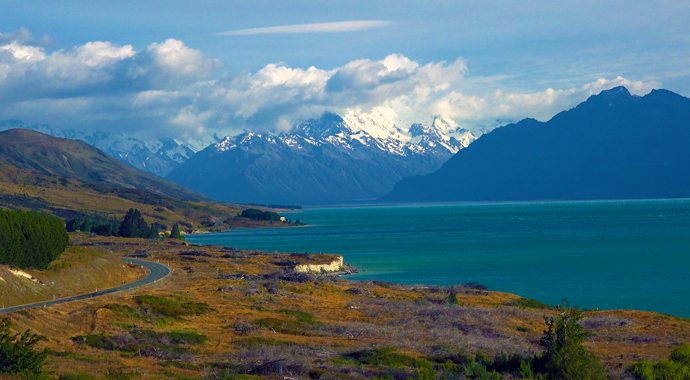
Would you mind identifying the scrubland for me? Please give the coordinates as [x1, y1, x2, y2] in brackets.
[2, 234, 689, 379]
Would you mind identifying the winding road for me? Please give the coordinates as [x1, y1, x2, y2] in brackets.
[0, 258, 170, 314]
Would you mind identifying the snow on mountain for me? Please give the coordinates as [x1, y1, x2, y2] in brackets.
[168, 109, 481, 204]
[0, 120, 219, 177]
[212, 108, 476, 158]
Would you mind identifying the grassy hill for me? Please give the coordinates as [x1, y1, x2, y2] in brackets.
[0, 129, 210, 202]
[0, 235, 145, 307]
[0, 129, 290, 232]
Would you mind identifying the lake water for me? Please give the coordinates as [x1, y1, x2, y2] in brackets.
[187, 199, 690, 317]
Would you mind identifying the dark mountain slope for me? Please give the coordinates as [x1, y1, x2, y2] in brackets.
[166, 113, 465, 204]
[0, 129, 212, 202]
[381, 87, 690, 202]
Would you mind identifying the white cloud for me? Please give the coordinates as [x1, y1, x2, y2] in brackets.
[215, 20, 392, 36]
[146, 39, 220, 78]
[0, 33, 660, 140]
[430, 76, 658, 126]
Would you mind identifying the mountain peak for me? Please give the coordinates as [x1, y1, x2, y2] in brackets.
[382, 86, 690, 203]
[290, 112, 345, 140]
[600, 86, 631, 98]
[584, 86, 636, 107]
[431, 116, 459, 133]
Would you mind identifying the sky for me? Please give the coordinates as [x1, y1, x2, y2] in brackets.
[1, 0, 689, 140]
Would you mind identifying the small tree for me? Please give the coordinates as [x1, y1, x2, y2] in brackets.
[446, 289, 458, 305]
[170, 222, 184, 241]
[537, 305, 607, 380]
[0, 318, 47, 375]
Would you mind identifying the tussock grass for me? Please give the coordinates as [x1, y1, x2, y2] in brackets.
[2, 235, 689, 379]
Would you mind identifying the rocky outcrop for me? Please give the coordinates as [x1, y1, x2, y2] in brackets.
[293, 256, 344, 273]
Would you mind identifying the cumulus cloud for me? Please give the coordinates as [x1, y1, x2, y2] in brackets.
[216, 20, 392, 36]
[0, 33, 659, 140]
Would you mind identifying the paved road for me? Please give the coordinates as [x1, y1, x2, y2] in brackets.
[0, 258, 170, 314]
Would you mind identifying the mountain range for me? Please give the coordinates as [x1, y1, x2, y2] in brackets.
[1, 109, 481, 204]
[0, 128, 260, 233]
[166, 108, 476, 204]
[0, 128, 211, 202]
[0, 120, 220, 177]
[381, 86, 690, 202]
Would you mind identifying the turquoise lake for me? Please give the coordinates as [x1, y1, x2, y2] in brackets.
[186, 199, 690, 317]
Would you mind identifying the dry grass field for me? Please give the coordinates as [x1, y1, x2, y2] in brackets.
[1, 234, 689, 379]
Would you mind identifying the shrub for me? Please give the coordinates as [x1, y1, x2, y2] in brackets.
[504, 298, 555, 310]
[0, 318, 48, 376]
[519, 360, 534, 379]
[72, 329, 207, 360]
[346, 348, 419, 367]
[627, 344, 690, 380]
[252, 317, 321, 336]
[537, 307, 607, 380]
[132, 295, 210, 319]
[670, 344, 690, 367]
[58, 373, 98, 380]
[628, 360, 655, 380]
[648, 361, 688, 380]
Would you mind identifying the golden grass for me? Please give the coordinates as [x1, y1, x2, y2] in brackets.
[1, 235, 688, 379]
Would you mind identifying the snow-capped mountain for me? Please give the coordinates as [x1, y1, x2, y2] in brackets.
[1, 107, 481, 204]
[0, 120, 220, 177]
[166, 110, 477, 204]
[215, 108, 474, 157]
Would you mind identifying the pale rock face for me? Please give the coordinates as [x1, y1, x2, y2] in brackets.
[294, 256, 344, 273]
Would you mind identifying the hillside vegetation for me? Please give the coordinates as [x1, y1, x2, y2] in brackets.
[2, 235, 688, 379]
[0, 209, 69, 269]
[0, 158, 286, 233]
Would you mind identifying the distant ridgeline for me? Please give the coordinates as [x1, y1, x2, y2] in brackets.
[0, 209, 69, 269]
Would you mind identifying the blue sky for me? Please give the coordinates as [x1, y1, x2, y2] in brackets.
[1, 0, 689, 139]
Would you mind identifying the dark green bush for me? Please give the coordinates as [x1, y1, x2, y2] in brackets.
[0, 209, 69, 269]
[670, 344, 690, 367]
[537, 307, 608, 380]
[346, 348, 419, 367]
[132, 295, 210, 319]
[252, 317, 321, 335]
[627, 344, 690, 380]
[0, 317, 48, 375]
[504, 297, 555, 310]
[72, 329, 207, 360]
